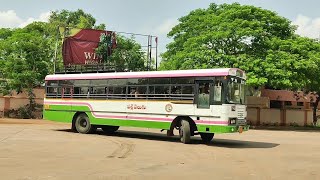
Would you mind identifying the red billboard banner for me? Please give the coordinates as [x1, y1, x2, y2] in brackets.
[62, 29, 116, 65]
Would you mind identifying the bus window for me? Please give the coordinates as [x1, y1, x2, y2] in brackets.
[171, 86, 181, 94]
[46, 87, 57, 98]
[149, 78, 170, 84]
[171, 77, 194, 84]
[88, 87, 106, 98]
[154, 85, 170, 99]
[128, 86, 147, 98]
[111, 86, 126, 99]
[182, 85, 194, 95]
[197, 82, 210, 108]
[62, 87, 73, 98]
[213, 80, 223, 103]
[155, 85, 170, 94]
[109, 79, 126, 86]
[73, 80, 90, 87]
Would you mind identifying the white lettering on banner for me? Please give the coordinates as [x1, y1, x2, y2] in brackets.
[84, 52, 93, 60]
[84, 52, 102, 64]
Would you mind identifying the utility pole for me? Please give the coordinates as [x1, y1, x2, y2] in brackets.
[155, 36, 158, 70]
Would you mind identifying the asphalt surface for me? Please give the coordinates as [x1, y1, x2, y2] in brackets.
[0, 118, 319, 180]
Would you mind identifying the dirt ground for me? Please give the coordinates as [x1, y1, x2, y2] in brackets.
[0, 118, 319, 180]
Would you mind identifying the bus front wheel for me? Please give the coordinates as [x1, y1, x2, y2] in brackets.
[101, 125, 119, 134]
[75, 113, 96, 134]
[179, 119, 191, 144]
[200, 133, 214, 143]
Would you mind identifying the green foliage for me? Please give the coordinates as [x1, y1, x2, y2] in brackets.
[95, 32, 114, 62]
[0, 27, 52, 92]
[108, 35, 147, 71]
[48, 9, 103, 29]
[0, 25, 52, 118]
[160, 3, 317, 90]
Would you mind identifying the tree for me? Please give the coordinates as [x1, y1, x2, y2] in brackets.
[106, 35, 147, 72]
[160, 3, 299, 86]
[160, 3, 320, 125]
[48, 9, 105, 30]
[0, 27, 52, 118]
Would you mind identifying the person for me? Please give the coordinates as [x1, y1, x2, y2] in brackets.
[134, 88, 140, 98]
[198, 84, 210, 107]
[130, 87, 140, 98]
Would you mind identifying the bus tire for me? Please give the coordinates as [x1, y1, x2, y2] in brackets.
[101, 125, 119, 134]
[179, 119, 191, 144]
[200, 133, 214, 143]
[75, 113, 96, 134]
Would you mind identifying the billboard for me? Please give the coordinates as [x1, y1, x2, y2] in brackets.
[61, 28, 116, 65]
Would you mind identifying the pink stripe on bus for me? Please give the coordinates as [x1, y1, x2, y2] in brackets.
[46, 72, 228, 80]
[126, 116, 172, 121]
[45, 68, 241, 81]
[196, 120, 229, 125]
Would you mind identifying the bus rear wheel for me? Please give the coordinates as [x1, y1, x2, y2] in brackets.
[179, 119, 191, 144]
[75, 113, 96, 134]
[101, 125, 119, 134]
[200, 133, 214, 143]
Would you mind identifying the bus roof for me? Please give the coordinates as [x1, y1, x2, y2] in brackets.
[45, 68, 245, 81]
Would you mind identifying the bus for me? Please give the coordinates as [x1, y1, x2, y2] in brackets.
[43, 68, 248, 144]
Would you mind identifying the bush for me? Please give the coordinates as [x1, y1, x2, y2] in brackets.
[17, 106, 33, 119]
[4, 103, 43, 119]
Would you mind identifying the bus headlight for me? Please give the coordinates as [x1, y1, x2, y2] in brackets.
[229, 118, 236, 125]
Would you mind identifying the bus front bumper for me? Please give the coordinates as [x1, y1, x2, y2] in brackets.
[196, 124, 250, 134]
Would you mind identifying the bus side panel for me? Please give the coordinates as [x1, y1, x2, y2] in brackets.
[43, 104, 74, 123]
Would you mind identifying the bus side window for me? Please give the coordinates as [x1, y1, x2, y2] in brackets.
[62, 87, 73, 98]
[213, 80, 223, 103]
[46, 87, 56, 98]
[128, 86, 147, 99]
[154, 85, 170, 99]
[197, 83, 210, 108]
[171, 86, 181, 94]
[112, 86, 126, 99]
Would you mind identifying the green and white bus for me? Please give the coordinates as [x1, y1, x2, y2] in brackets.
[43, 68, 248, 143]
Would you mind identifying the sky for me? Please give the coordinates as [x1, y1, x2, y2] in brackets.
[1, 0, 320, 62]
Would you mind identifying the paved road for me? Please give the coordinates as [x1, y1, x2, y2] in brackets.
[0, 118, 319, 180]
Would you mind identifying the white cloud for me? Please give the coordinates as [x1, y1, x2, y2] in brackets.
[154, 18, 179, 35]
[0, 10, 50, 28]
[293, 14, 320, 39]
[0, 10, 22, 28]
[19, 11, 51, 28]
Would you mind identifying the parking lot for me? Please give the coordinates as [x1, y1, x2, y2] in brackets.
[0, 118, 319, 180]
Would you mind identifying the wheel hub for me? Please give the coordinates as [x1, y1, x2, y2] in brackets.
[80, 119, 87, 128]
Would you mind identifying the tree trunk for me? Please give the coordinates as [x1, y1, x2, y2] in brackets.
[312, 96, 320, 126]
[27, 88, 36, 118]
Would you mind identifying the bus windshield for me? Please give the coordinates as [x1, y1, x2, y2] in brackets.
[227, 79, 246, 104]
